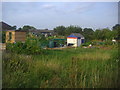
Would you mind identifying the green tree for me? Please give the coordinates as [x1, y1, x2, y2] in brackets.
[83, 28, 94, 41]
[65, 25, 82, 36]
[18, 28, 22, 30]
[54, 26, 66, 36]
[103, 29, 112, 40]
[94, 29, 101, 40]
[94, 28, 113, 41]
[112, 24, 120, 31]
[11, 26, 17, 30]
[18, 25, 36, 31]
[112, 24, 120, 40]
[101, 28, 111, 40]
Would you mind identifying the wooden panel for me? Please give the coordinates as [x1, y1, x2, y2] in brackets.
[15, 32, 26, 42]
[6, 31, 26, 43]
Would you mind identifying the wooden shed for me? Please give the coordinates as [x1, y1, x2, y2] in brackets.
[6, 30, 26, 43]
[67, 33, 85, 47]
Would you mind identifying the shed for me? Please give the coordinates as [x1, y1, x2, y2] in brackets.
[49, 39, 67, 48]
[6, 30, 26, 43]
[67, 33, 85, 47]
[28, 29, 54, 37]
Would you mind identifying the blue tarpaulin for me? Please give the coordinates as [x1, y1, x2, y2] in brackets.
[67, 35, 81, 39]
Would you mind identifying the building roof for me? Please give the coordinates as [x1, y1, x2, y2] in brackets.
[5, 30, 27, 32]
[29, 29, 54, 33]
[0, 21, 12, 30]
[67, 33, 84, 38]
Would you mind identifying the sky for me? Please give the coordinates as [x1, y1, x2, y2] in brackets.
[1, 2, 118, 30]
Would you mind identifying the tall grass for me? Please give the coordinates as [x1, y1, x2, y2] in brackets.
[2, 48, 118, 88]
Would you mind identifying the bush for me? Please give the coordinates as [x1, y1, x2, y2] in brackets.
[6, 37, 44, 55]
[81, 42, 92, 46]
[6, 42, 24, 53]
[104, 40, 113, 45]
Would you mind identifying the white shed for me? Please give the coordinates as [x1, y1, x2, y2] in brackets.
[67, 33, 85, 47]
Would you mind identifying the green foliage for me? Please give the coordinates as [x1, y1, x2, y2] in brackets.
[6, 37, 44, 55]
[3, 48, 118, 88]
[11, 25, 17, 30]
[94, 27, 118, 41]
[104, 40, 114, 45]
[112, 24, 120, 32]
[83, 28, 94, 41]
[65, 25, 83, 36]
[54, 26, 66, 36]
[54, 25, 82, 36]
[2, 52, 33, 88]
[81, 42, 92, 46]
[54, 24, 119, 42]
[18, 25, 36, 32]
[91, 40, 105, 46]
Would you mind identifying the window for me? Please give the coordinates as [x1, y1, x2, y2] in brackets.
[81, 39, 84, 43]
[68, 43, 74, 46]
[8, 32, 12, 41]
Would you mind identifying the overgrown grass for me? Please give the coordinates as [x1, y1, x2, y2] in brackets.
[2, 47, 119, 88]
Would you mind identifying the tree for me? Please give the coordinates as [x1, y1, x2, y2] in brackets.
[18, 28, 22, 30]
[65, 25, 83, 36]
[11, 25, 17, 30]
[94, 29, 101, 40]
[112, 24, 120, 40]
[54, 26, 66, 36]
[94, 28, 113, 41]
[101, 28, 114, 40]
[112, 24, 120, 31]
[83, 28, 94, 41]
[22, 25, 36, 31]
[18, 25, 36, 31]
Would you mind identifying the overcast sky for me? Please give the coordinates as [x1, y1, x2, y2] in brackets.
[2, 2, 118, 30]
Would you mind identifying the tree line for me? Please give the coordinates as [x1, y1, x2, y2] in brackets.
[53, 24, 120, 42]
[2, 24, 120, 43]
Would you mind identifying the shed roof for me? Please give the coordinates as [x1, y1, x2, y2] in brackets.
[67, 33, 84, 38]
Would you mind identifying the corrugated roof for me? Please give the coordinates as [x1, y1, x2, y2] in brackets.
[67, 33, 84, 38]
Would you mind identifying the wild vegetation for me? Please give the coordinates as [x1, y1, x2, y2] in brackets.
[3, 46, 119, 88]
[2, 24, 120, 88]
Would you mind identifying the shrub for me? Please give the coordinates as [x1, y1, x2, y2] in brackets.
[104, 40, 113, 45]
[81, 42, 92, 46]
[6, 37, 44, 55]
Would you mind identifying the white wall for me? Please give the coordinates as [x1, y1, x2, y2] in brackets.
[67, 37, 85, 47]
[77, 39, 81, 46]
[67, 38, 77, 47]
